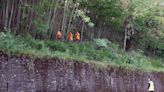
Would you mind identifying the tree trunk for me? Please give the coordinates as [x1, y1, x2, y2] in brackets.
[46, 0, 55, 39]
[124, 16, 134, 51]
[81, 20, 85, 41]
[2, 0, 6, 30]
[8, 1, 14, 30]
[4, 0, 9, 31]
[124, 17, 128, 51]
[15, 0, 21, 35]
[62, 0, 68, 40]
[27, 8, 34, 34]
[67, 3, 77, 34]
[98, 23, 102, 38]
[91, 27, 94, 40]
[49, 0, 59, 40]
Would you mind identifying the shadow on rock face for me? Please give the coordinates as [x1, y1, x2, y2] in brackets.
[0, 53, 164, 92]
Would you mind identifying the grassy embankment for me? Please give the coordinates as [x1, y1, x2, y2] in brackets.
[0, 32, 163, 72]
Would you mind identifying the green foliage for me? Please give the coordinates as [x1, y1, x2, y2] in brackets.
[80, 0, 123, 27]
[76, 9, 95, 27]
[79, 0, 164, 40]
[94, 39, 108, 48]
[0, 32, 163, 71]
[33, 19, 49, 34]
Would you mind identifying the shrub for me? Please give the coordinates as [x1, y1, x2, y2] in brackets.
[94, 39, 109, 48]
[54, 41, 66, 52]
[0, 32, 163, 71]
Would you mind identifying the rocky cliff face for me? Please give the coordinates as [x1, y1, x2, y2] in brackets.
[0, 52, 164, 92]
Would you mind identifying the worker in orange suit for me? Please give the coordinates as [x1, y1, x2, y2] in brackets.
[56, 31, 62, 42]
[75, 31, 80, 42]
[67, 32, 73, 42]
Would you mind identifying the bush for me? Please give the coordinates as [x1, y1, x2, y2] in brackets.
[78, 42, 95, 56]
[94, 39, 109, 48]
[54, 41, 66, 52]
[0, 32, 163, 71]
[67, 43, 79, 54]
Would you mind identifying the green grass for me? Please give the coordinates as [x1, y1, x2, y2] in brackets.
[0, 32, 164, 72]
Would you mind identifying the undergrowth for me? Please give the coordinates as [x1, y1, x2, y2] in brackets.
[0, 32, 163, 72]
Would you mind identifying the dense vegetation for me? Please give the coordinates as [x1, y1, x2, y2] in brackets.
[0, 0, 163, 71]
[0, 32, 163, 71]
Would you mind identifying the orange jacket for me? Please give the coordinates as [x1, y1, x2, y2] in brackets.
[67, 32, 73, 41]
[57, 31, 61, 39]
[75, 32, 80, 40]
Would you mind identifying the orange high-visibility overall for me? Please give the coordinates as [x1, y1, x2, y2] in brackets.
[67, 32, 73, 41]
[57, 31, 61, 41]
[75, 32, 80, 42]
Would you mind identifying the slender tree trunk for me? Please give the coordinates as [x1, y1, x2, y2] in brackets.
[62, 0, 69, 40]
[49, 0, 59, 40]
[8, 1, 14, 30]
[2, 0, 6, 30]
[4, 0, 9, 31]
[15, 0, 21, 35]
[67, 3, 77, 34]
[0, 1, 2, 30]
[81, 20, 85, 41]
[123, 28, 127, 51]
[46, 0, 55, 39]
[27, 7, 34, 34]
[98, 23, 102, 38]
[123, 17, 128, 51]
[47, 0, 54, 23]
[21, 0, 27, 34]
[91, 27, 94, 40]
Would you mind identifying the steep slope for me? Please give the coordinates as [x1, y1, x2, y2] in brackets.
[0, 52, 164, 92]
